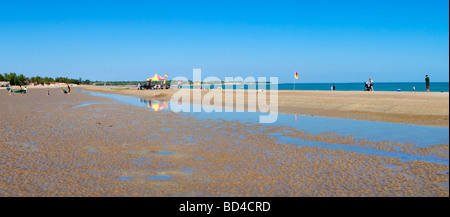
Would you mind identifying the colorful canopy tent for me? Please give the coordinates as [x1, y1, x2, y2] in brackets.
[147, 74, 166, 82]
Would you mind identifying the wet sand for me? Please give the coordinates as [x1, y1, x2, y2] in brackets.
[0, 87, 448, 197]
[79, 85, 449, 127]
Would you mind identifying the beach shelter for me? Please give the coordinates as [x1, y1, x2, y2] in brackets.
[147, 74, 166, 82]
[147, 74, 166, 86]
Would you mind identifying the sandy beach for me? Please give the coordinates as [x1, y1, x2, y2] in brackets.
[0, 86, 448, 197]
[80, 85, 449, 127]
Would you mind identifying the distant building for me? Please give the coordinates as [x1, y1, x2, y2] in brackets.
[0, 81, 10, 87]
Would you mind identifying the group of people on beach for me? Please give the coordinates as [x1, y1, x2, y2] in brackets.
[363, 75, 430, 92]
[364, 78, 374, 91]
[6, 85, 27, 96]
[6, 84, 72, 96]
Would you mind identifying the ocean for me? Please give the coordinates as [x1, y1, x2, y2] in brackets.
[195, 82, 449, 92]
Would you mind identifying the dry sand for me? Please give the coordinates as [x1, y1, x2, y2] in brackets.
[0, 87, 448, 197]
[80, 85, 449, 127]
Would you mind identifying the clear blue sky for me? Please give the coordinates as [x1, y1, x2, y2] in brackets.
[0, 0, 448, 82]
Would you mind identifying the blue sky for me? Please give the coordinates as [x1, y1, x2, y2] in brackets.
[0, 0, 448, 82]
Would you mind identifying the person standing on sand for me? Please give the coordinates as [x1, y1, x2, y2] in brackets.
[6, 86, 12, 96]
[369, 78, 374, 91]
[47, 86, 50, 95]
[67, 85, 71, 94]
[425, 75, 430, 92]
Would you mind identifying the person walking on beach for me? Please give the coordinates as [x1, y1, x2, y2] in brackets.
[425, 75, 430, 92]
[67, 85, 71, 94]
[47, 86, 50, 95]
[6, 86, 12, 96]
[369, 78, 374, 91]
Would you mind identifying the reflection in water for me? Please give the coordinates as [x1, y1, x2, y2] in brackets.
[140, 99, 169, 111]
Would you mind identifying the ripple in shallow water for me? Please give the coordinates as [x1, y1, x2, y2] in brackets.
[118, 176, 134, 181]
[157, 151, 177, 155]
[145, 174, 173, 180]
[73, 102, 111, 108]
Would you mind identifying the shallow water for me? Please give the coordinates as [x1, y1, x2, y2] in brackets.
[80, 90, 449, 165]
[81, 91, 448, 144]
[118, 176, 134, 181]
[73, 102, 112, 108]
[145, 174, 173, 180]
[157, 151, 177, 155]
[270, 133, 448, 165]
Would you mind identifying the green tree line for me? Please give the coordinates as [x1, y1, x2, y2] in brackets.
[1, 73, 247, 87]
[0, 72, 92, 86]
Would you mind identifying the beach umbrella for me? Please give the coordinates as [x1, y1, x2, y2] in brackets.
[147, 74, 166, 81]
[147, 74, 166, 86]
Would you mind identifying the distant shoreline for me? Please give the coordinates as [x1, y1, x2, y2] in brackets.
[3, 81, 447, 92]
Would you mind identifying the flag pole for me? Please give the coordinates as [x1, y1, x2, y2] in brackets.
[294, 71, 297, 90]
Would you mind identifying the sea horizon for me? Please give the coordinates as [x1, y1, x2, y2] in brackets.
[175, 81, 449, 92]
[84, 81, 449, 92]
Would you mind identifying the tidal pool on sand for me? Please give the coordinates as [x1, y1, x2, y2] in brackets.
[80, 90, 449, 166]
[73, 102, 112, 108]
[146, 174, 173, 180]
[81, 90, 449, 148]
[118, 176, 134, 181]
[157, 151, 177, 155]
[270, 133, 448, 165]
